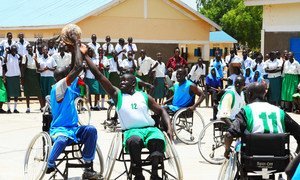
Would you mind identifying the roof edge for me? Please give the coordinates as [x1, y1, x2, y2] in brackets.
[174, 0, 222, 30]
[0, 25, 63, 30]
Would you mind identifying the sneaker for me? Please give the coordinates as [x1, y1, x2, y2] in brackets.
[26, 109, 30, 113]
[13, 109, 19, 113]
[7, 109, 11, 114]
[0, 109, 6, 113]
[46, 167, 55, 174]
[82, 169, 102, 180]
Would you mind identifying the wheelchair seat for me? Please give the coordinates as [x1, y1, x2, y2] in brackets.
[240, 133, 290, 179]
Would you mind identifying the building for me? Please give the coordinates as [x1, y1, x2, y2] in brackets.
[245, 0, 300, 61]
[0, 0, 221, 62]
[209, 31, 237, 59]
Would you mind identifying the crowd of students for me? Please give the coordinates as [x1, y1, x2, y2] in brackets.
[0, 32, 299, 115]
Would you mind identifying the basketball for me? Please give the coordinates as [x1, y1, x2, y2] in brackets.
[61, 24, 82, 46]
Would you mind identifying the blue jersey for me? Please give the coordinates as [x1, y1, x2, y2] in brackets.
[169, 80, 194, 112]
[50, 77, 80, 141]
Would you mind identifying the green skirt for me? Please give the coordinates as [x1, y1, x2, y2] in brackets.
[281, 74, 299, 102]
[84, 78, 104, 95]
[24, 69, 42, 97]
[0, 77, 7, 102]
[109, 72, 120, 88]
[267, 76, 282, 103]
[153, 77, 165, 99]
[6, 76, 21, 97]
[40, 76, 56, 98]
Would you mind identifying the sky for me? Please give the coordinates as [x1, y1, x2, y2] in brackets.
[181, 0, 198, 10]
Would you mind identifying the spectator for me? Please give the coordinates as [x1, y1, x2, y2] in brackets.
[137, 49, 154, 83]
[0, 56, 7, 113]
[16, 33, 29, 56]
[0, 32, 16, 52]
[108, 50, 123, 88]
[281, 52, 300, 112]
[209, 54, 225, 88]
[48, 39, 57, 56]
[244, 67, 253, 86]
[251, 53, 266, 78]
[115, 38, 126, 60]
[22, 44, 43, 113]
[242, 49, 253, 69]
[151, 52, 166, 104]
[122, 51, 137, 73]
[165, 68, 174, 99]
[250, 70, 264, 84]
[102, 35, 114, 59]
[264, 51, 283, 106]
[124, 37, 137, 59]
[166, 47, 187, 70]
[97, 47, 109, 110]
[206, 68, 222, 116]
[34, 38, 43, 58]
[188, 57, 206, 85]
[4, 45, 22, 113]
[87, 34, 101, 59]
[225, 48, 241, 77]
[52, 44, 71, 68]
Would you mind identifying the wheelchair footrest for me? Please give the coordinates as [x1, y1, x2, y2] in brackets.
[66, 162, 92, 168]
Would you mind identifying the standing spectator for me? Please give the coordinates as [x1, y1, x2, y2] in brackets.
[122, 51, 137, 73]
[84, 48, 101, 110]
[281, 52, 300, 112]
[264, 51, 283, 106]
[242, 50, 253, 69]
[22, 44, 43, 113]
[34, 37, 43, 58]
[37, 46, 57, 106]
[48, 39, 57, 56]
[225, 48, 241, 77]
[16, 33, 29, 56]
[87, 34, 101, 59]
[137, 49, 154, 83]
[0, 32, 16, 52]
[0, 56, 7, 113]
[151, 52, 166, 104]
[108, 51, 123, 88]
[252, 53, 266, 78]
[4, 45, 21, 113]
[210, 54, 225, 88]
[115, 38, 126, 60]
[166, 47, 187, 70]
[52, 44, 71, 68]
[244, 67, 253, 86]
[124, 37, 138, 59]
[102, 35, 114, 59]
[98, 47, 109, 110]
[188, 57, 206, 85]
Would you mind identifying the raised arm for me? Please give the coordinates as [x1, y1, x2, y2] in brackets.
[85, 54, 117, 101]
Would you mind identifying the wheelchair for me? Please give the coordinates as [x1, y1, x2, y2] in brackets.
[24, 95, 104, 180]
[218, 133, 292, 180]
[167, 104, 205, 145]
[102, 100, 120, 132]
[103, 130, 183, 180]
[198, 119, 229, 165]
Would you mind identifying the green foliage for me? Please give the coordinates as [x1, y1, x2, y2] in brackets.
[197, 0, 262, 49]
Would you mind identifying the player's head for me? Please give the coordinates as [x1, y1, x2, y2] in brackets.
[119, 73, 136, 94]
[234, 75, 245, 94]
[176, 67, 187, 83]
[246, 83, 266, 103]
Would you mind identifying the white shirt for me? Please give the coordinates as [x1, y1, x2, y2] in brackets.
[0, 40, 16, 56]
[225, 55, 242, 64]
[108, 58, 123, 74]
[137, 56, 154, 76]
[124, 43, 138, 59]
[115, 43, 125, 60]
[188, 64, 206, 82]
[283, 59, 300, 75]
[5, 54, 21, 77]
[22, 54, 37, 69]
[48, 47, 58, 56]
[99, 56, 109, 68]
[38, 56, 57, 77]
[171, 71, 177, 82]
[122, 59, 137, 70]
[152, 61, 166, 78]
[52, 52, 71, 68]
[16, 40, 30, 56]
[243, 57, 253, 69]
[251, 61, 266, 76]
[264, 58, 283, 78]
[87, 42, 101, 59]
[85, 57, 99, 79]
[0, 58, 3, 76]
[102, 43, 114, 54]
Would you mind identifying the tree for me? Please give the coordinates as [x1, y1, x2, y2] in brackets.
[197, 0, 262, 49]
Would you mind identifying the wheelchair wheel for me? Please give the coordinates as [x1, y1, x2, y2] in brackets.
[163, 132, 183, 180]
[218, 153, 238, 180]
[198, 120, 228, 165]
[75, 97, 91, 126]
[172, 108, 205, 145]
[104, 132, 122, 180]
[24, 132, 52, 180]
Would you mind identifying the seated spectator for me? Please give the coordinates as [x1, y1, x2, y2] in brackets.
[250, 70, 264, 84]
[244, 67, 253, 86]
[188, 57, 206, 85]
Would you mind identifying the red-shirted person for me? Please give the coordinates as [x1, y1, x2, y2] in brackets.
[166, 47, 187, 71]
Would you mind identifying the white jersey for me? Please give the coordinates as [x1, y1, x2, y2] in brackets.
[243, 102, 285, 134]
[116, 90, 155, 130]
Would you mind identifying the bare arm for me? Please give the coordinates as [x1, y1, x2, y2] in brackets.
[85, 54, 117, 101]
[148, 95, 173, 140]
[189, 84, 205, 110]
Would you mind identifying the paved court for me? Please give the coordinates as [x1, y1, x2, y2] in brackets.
[0, 101, 299, 179]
